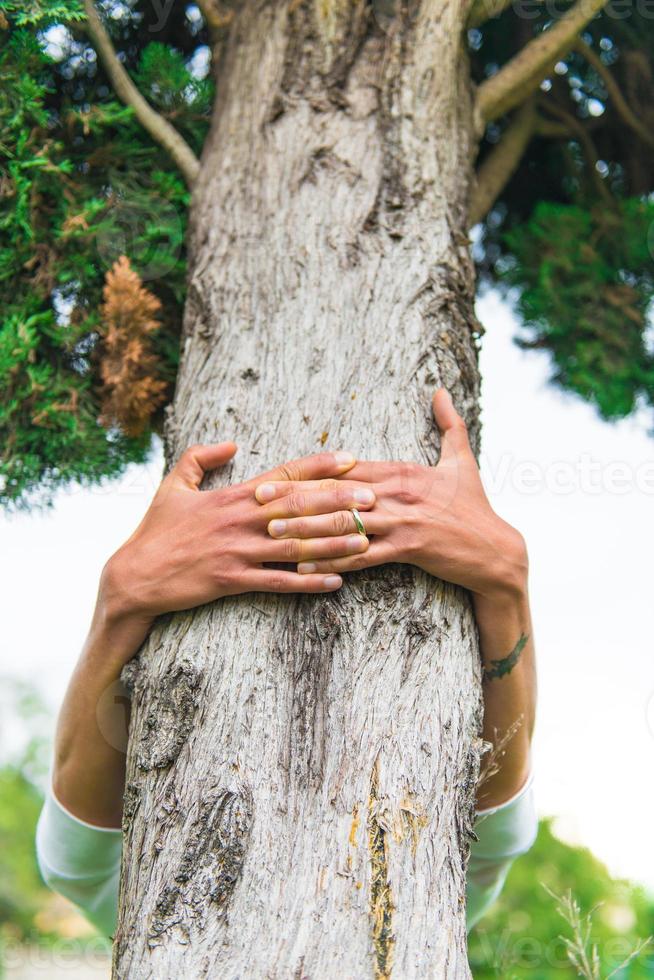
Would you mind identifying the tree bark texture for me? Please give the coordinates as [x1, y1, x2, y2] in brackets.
[113, 0, 485, 976]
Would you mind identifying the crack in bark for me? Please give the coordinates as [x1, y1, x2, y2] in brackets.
[368, 760, 395, 979]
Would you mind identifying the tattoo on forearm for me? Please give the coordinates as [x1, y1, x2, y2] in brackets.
[483, 633, 529, 681]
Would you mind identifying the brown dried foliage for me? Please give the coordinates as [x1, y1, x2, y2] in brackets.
[98, 256, 167, 436]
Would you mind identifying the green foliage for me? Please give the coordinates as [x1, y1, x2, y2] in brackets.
[0, 768, 47, 939]
[0, 679, 50, 944]
[0, 9, 211, 509]
[0, 0, 84, 28]
[471, 14, 654, 425]
[469, 820, 654, 979]
[503, 199, 654, 420]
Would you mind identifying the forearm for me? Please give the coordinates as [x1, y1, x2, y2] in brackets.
[473, 584, 536, 809]
[52, 592, 152, 828]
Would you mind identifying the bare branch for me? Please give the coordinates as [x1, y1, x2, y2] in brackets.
[83, 0, 200, 186]
[469, 100, 537, 226]
[467, 0, 516, 30]
[575, 38, 654, 149]
[535, 115, 572, 137]
[540, 100, 612, 201]
[474, 0, 608, 128]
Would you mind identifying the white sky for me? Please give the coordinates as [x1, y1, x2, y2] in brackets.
[1, 291, 652, 891]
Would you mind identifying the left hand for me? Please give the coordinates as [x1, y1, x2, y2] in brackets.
[256, 389, 528, 600]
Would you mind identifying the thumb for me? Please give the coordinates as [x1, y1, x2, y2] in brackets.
[173, 442, 238, 489]
[432, 389, 470, 458]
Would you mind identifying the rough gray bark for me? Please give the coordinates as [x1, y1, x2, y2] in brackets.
[113, 0, 485, 976]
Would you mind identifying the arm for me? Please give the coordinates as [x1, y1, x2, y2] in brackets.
[252, 389, 537, 806]
[51, 443, 378, 828]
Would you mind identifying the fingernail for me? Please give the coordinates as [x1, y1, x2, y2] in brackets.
[345, 534, 364, 552]
[299, 562, 317, 574]
[354, 488, 374, 505]
[324, 575, 342, 589]
[256, 483, 276, 502]
[334, 451, 356, 467]
[269, 520, 287, 537]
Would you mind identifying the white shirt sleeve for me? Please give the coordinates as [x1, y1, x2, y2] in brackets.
[36, 776, 537, 938]
[466, 773, 538, 930]
[35, 785, 121, 937]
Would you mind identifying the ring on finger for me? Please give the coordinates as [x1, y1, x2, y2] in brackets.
[350, 507, 367, 536]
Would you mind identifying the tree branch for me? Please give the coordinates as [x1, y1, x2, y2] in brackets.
[574, 38, 654, 149]
[467, 0, 516, 30]
[474, 0, 608, 128]
[540, 100, 613, 201]
[196, 0, 234, 40]
[83, 0, 200, 186]
[469, 100, 538, 226]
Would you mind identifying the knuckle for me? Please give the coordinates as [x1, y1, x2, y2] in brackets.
[334, 510, 351, 535]
[278, 463, 298, 482]
[283, 538, 300, 561]
[396, 486, 421, 506]
[291, 518, 306, 537]
[336, 488, 352, 508]
[179, 444, 200, 465]
[288, 492, 306, 516]
[319, 478, 339, 491]
[267, 573, 285, 592]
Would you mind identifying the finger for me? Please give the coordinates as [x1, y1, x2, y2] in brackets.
[252, 451, 357, 487]
[255, 479, 376, 506]
[335, 460, 419, 484]
[257, 533, 369, 564]
[432, 389, 471, 459]
[172, 442, 238, 489]
[297, 540, 397, 575]
[258, 486, 376, 519]
[267, 510, 391, 540]
[242, 569, 343, 594]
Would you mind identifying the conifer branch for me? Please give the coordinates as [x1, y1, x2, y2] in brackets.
[98, 256, 168, 436]
[469, 100, 538, 227]
[83, 0, 200, 186]
[474, 0, 608, 129]
[574, 38, 654, 149]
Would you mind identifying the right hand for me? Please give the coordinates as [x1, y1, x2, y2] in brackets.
[99, 443, 376, 626]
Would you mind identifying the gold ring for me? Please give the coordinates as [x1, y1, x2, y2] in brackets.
[351, 508, 366, 536]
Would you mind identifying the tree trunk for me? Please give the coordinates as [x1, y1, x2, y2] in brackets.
[113, 0, 484, 976]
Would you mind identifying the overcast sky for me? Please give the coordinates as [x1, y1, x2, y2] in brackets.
[1, 291, 652, 891]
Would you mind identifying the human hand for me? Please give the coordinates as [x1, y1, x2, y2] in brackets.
[258, 390, 528, 600]
[99, 444, 377, 627]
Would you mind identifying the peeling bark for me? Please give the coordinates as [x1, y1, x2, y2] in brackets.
[113, 0, 485, 975]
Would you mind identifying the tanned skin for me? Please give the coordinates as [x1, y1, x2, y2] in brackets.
[53, 389, 535, 827]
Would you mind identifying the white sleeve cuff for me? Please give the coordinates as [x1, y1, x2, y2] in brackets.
[472, 773, 538, 863]
[36, 783, 122, 879]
